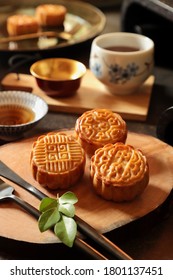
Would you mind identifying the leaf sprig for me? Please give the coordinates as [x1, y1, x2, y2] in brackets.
[38, 191, 78, 247]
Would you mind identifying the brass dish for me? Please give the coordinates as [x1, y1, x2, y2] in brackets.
[0, 0, 106, 52]
[30, 58, 86, 97]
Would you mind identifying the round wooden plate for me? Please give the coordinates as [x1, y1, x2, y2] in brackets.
[0, 131, 173, 244]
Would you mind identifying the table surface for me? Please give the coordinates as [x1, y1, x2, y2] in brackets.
[0, 4, 173, 260]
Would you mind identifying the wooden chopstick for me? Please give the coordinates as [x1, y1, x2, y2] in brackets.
[75, 215, 132, 260]
[74, 238, 107, 260]
[0, 31, 72, 44]
[0, 23, 81, 44]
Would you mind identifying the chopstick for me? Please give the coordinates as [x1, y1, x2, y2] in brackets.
[0, 160, 132, 260]
[0, 31, 72, 44]
[0, 23, 81, 44]
[75, 215, 132, 260]
[74, 238, 107, 260]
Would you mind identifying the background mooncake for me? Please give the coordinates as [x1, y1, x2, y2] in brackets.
[75, 108, 127, 156]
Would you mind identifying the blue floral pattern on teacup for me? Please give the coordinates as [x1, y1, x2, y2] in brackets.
[91, 62, 102, 78]
[108, 62, 139, 83]
[90, 56, 151, 84]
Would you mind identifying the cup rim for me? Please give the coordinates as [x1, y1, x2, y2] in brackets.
[92, 32, 154, 54]
[30, 58, 86, 82]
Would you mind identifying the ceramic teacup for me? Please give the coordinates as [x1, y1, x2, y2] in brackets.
[89, 32, 154, 95]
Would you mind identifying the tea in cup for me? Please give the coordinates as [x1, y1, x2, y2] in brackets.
[89, 32, 154, 95]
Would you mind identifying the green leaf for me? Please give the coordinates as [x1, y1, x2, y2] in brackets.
[38, 208, 60, 232]
[39, 197, 58, 212]
[59, 191, 78, 205]
[38, 192, 78, 247]
[59, 203, 75, 217]
[54, 215, 77, 247]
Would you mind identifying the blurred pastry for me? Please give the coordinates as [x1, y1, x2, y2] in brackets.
[75, 108, 127, 156]
[90, 142, 149, 202]
[35, 4, 67, 27]
[30, 132, 86, 190]
[7, 14, 39, 36]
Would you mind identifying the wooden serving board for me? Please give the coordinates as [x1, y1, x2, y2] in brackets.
[0, 131, 173, 244]
[1, 71, 154, 121]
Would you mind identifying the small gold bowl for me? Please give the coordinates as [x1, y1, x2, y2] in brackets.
[30, 58, 86, 97]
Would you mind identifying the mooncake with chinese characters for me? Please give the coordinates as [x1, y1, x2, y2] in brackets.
[90, 142, 149, 202]
[30, 132, 86, 190]
[75, 109, 127, 156]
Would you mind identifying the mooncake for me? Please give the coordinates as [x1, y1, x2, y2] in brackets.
[90, 142, 149, 202]
[35, 4, 67, 27]
[75, 108, 127, 156]
[7, 14, 39, 36]
[30, 132, 86, 190]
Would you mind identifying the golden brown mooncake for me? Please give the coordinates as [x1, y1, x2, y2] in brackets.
[35, 4, 67, 27]
[30, 132, 86, 190]
[75, 109, 127, 156]
[7, 15, 39, 36]
[90, 142, 149, 202]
